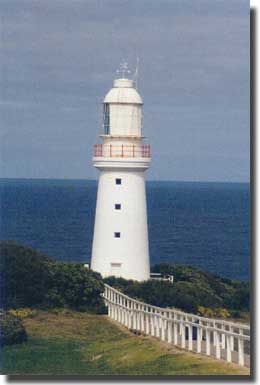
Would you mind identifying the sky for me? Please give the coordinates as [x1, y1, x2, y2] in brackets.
[1, 0, 250, 182]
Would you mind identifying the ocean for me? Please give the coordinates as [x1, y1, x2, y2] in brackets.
[0, 178, 250, 281]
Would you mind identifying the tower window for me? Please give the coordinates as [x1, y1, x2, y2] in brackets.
[115, 178, 122, 185]
[103, 103, 110, 134]
[115, 204, 121, 210]
[114, 232, 121, 238]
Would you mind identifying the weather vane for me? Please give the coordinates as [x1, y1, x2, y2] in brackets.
[116, 60, 131, 78]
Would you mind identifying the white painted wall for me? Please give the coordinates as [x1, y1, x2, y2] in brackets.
[91, 169, 150, 281]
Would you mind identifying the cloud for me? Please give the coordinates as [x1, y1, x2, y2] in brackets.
[1, 0, 249, 181]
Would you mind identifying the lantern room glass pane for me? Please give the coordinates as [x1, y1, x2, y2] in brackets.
[103, 103, 110, 134]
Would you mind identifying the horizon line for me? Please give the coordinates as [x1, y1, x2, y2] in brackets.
[0, 177, 250, 184]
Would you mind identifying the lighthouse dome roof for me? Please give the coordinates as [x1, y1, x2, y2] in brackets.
[104, 78, 143, 104]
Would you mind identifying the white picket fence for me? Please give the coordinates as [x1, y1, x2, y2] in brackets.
[103, 284, 250, 368]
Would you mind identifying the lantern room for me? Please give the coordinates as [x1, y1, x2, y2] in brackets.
[102, 78, 143, 138]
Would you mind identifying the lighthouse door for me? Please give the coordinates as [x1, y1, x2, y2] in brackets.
[110, 262, 122, 276]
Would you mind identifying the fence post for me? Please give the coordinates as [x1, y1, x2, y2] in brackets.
[173, 314, 178, 345]
[116, 293, 119, 321]
[121, 297, 123, 324]
[188, 324, 193, 351]
[161, 313, 166, 341]
[135, 304, 139, 331]
[123, 298, 127, 326]
[158, 312, 161, 338]
[121, 297, 125, 325]
[221, 323, 226, 349]
[141, 306, 145, 332]
[230, 326, 234, 351]
[215, 331, 221, 359]
[136, 303, 139, 330]
[124, 299, 128, 327]
[151, 311, 155, 336]
[118, 295, 122, 323]
[226, 334, 232, 362]
[181, 318, 186, 349]
[206, 328, 211, 356]
[156, 312, 160, 338]
[213, 320, 217, 346]
[197, 326, 202, 353]
[130, 304, 134, 330]
[167, 312, 173, 343]
[145, 307, 150, 334]
[238, 329, 245, 366]
[133, 303, 137, 330]
[179, 316, 182, 339]
[111, 292, 115, 319]
[112, 292, 116, 319]
[128, 300, 132, 329]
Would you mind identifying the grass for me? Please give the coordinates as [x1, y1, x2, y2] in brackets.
[1, 310, 250, 376]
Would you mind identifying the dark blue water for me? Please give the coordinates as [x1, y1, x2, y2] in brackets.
[0, 179, 250, 281]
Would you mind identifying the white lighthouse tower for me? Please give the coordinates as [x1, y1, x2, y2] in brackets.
[91, 62, 150, 281]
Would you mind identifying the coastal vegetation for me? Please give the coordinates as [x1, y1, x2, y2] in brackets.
[0, 241, 104, 312]
[0, 310, 249, 375]
[0, 241, 250, 375]
[104, 263, 249, 319]
[0, 312, 27, 347]
[1, 241, 249, 320]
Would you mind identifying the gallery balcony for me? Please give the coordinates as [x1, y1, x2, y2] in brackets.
[93, 144, 151, 159]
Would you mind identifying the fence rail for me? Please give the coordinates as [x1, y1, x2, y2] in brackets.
[103, 284, 250, 368]
[93, 144, 150, 158]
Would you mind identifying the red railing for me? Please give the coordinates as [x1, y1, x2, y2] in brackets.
[93, 144, 151, 158]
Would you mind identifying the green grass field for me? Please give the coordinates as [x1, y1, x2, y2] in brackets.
[1, 310, 249, 376]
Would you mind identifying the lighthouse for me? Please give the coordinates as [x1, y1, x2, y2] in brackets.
[91, 62, 150, 281]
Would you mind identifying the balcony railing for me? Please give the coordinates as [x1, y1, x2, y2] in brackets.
[93, 144, 151, 158]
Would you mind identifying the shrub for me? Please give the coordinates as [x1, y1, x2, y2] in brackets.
[215, 308, 230, 319]
[0, 241, 52, 309]
[8, 308, 37, 319]
[197, 306, 231, 319]
[151, 263, 249, 313]
[105, 263, 249, 315]
[0, 312, 27, 346]
[0, 241, 105, 313]
[45, 262, 104, 311]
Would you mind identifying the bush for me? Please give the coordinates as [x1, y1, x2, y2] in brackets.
[8, 308, 37, 319]
[197, 306, 230, 319]
[0, 312, 27, 346]
[44, 262, 104, 310]
[215, 308, 230, 319]
[0, 241, 52, 309]
[0, 241, 105, 313]
[105, 262, 250, 315]
[151, 263, 249, 312]
[197, 306, 215, 318]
